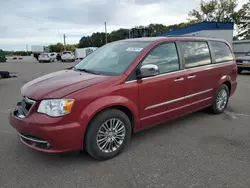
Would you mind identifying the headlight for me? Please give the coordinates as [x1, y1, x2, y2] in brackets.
[37, 99, 74, 117]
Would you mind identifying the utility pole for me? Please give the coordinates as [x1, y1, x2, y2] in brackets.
[63, 34, 66, 51]
[26, 45, 28, 56]
[104, 22, 107, 44]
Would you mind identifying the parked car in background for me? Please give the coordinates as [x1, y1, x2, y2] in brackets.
[9, 37, 237, 161]
[38, 53, 56, 63]
[50, 52, 57, 61]
[75, 47, 98, 61]
[61, 51, 75, 62]
[236, 51, 250, 73]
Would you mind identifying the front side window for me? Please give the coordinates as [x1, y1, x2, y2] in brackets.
[74, 41, 151, 76]
[181, 41, 211, 68]
[141, 43, 180, 74]
[210, 41, 234, 63]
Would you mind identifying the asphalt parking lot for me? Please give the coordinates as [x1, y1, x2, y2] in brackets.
[1, 59, 250, 188]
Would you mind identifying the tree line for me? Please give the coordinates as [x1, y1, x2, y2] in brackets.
[4, 0, 249, 54]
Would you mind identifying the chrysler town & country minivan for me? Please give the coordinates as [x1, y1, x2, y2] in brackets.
[9, 36, 238, 160]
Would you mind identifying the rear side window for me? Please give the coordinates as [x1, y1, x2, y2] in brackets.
[141, 43, 180, 74]
[180, 41, 211, 68]
[210, 41, 234, 63]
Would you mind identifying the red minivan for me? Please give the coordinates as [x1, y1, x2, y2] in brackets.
[9, 37, 238, 160]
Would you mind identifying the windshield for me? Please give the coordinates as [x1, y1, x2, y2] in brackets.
[74, 41, 150, 76]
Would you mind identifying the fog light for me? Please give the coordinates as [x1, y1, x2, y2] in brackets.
[46, 143, 51, 148]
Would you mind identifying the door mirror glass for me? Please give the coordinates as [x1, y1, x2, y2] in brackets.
[138, 64, 159, 78]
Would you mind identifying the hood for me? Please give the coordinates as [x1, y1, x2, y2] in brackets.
[21, 70, 110, 100]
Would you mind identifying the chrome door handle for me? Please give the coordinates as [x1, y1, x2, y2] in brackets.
[174, 78, 184, 82]
[187, 75, 196, 79]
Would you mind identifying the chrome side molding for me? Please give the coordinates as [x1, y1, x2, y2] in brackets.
[145, 89, 213, 110]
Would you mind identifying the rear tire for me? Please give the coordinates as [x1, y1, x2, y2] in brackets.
[238, 68, 243, 74]
[85, 109, 131, 161]
[210, 84, 229, 114]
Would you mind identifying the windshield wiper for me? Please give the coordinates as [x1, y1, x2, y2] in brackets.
[73, 67, 101, 75]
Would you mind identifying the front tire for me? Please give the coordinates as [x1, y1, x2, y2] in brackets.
[85, 109, 131, 161]
[238, 68, 243, 74]
[210, 84, 229, 114]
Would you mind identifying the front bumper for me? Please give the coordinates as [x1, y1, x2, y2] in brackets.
[237, 62, 250, 70]
[39, 58, 51, 62]
[62, 57, 75, 61]
[9, 112, 83, 153]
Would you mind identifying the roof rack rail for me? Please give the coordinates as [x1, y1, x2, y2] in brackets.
[162, 35, 216, 38]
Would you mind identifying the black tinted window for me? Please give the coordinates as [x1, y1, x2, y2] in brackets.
[141, 43, 180, 74]
[211, 41, 233, 63]
[181, 41, 211, 68]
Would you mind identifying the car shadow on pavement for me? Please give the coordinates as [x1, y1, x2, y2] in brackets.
[130, 110, 211, 144]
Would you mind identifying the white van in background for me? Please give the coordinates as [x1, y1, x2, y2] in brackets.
[75, 47, 98, 61]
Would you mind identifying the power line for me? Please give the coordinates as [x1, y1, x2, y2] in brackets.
[81, 26, 104, 35]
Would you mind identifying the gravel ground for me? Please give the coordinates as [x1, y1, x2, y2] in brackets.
[0, 59, 250, 188]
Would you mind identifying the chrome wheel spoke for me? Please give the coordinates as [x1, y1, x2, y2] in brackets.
[101, 140, 109, 151]
[117, 127, 125, 133]
[102, 123, 109, 132]
[96, 118, 126, 153]
[116, 134, 125, 139]
[114, 120, 121, 130]
[113, 138, 120, 147]
[216, 89, 228, 111]
[116, 126, 124, 133]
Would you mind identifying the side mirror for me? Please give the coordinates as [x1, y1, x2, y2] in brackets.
[137, 64, 159, 79]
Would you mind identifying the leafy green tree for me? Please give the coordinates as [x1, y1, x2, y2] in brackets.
[189, 0, 238, 22]
[237, 0, 250, 39]
[79, 36, 93, 48]
[91, 32, 106, 47]
[108, 29, 129, 42]
[49, 43, 64, 52]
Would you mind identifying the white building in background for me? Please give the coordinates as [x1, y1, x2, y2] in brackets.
[157, 22, 234, 44]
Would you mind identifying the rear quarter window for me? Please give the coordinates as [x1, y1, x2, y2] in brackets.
[180, 41, 212, 68]
[210, 41, 234, 63]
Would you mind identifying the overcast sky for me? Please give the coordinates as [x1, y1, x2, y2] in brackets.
[0, 0, 248, 51]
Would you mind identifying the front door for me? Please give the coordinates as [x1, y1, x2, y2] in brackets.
[138, 42, 188, 128]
